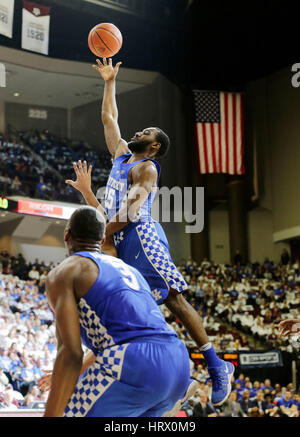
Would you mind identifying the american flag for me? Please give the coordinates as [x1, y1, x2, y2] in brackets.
[193, 90, 245, 175]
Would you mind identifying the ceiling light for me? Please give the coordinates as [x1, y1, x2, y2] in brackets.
[14, 92, 20, 97]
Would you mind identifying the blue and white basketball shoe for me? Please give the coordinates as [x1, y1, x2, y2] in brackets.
[208, 360, 235, 406]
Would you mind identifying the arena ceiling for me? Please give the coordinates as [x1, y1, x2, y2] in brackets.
[0, 46, 158, 109]
[2, 61, 153, 109]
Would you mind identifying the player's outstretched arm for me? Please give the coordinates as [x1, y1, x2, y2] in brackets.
[92, 58, 129, 159]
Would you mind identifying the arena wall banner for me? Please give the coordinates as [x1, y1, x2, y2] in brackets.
[21, 0, 50, 55]
[17, 199, 76, 219]
[239, 350, 283, 368]
[0, 196, 76, 220]
[0, 0, 14, 38]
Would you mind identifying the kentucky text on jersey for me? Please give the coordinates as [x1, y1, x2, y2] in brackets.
[104, 153, 160, 224]
[106, 175, 126, 192]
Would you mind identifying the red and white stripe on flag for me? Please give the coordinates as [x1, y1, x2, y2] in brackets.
[193, 91, 245, 175]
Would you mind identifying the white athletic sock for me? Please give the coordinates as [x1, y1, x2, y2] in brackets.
[199, 342, 212, 351]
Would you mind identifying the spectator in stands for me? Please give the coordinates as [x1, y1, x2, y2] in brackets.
[192, 364, 207, 383]
[233, 250, 242, 265]
[4, 383, 24, 406]
[0, 348, 11, 375]
[28, 266, 40, 281]
[14, 358, 37, 396]
[3, 329, 18, 350]
[44, 337, 56, 354]
[23, 385, 42, 407]
[248, 391, 267, 417]
[240, 335, 249, 348]
[240, 389, 251, 414]
[10, 175, 23, 195]
[262, 379, 274, 392]
[0, 390, 18, 410]
[233, 382, 244, 401]
[38, 266, 48, 282]
[281, 249, 290, 266]
[192, 391, 217, 417]
[20, 392, 35, 409]
[31, 258, 41, 270]
[221, 391, 246, 417]
[276, 391, 295, 410]
[195, 280, 206, 302]
[181, 397, 198, 417]
[263, 309, 273, 325]
[35, 176, 49, 200]
[15, 254, 27, 280]
[2, 262, 12, 275]
[293, 393, 300, 410]
[234, 373, 245, 387]
[244, 377, 252, 389]
[264, 394, 278, 417]
[273, 383, 281, 396]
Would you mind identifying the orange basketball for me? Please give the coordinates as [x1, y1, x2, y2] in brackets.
[88, 23, 122, 58]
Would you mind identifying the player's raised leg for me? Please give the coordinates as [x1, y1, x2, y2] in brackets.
[165, 288, 235, 406]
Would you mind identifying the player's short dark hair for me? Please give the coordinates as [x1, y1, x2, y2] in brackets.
[68, 206, 105, 242]
[154, 128, 170, 158]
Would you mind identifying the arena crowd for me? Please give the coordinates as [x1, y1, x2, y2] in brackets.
[181, 371, 300, 417]
[165, 254, 300, 353]
[0, 130, 111, 204]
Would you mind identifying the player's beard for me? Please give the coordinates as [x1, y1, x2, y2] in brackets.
[128, 138, 152, 154]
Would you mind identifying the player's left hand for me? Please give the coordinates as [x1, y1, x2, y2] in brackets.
[92, 58, 122, 82]
[65, 160, 92, 194]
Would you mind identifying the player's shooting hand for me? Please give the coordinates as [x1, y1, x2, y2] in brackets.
[65, 160, 93, 194]
[278, 319, 300, 337]
[37, 369, 52, 392]
[92, 58, 122, 81]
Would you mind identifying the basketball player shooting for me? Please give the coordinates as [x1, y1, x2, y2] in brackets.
[65, 58, 234, 406]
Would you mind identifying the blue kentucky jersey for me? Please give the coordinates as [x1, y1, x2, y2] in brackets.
[104, 153, 160, 224]
[72, 251, 177, 354]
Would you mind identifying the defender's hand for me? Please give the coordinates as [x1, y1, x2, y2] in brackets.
[65, 160, 93, 195]
[92, 58, 122, 81]
[278, 319, 300, 337]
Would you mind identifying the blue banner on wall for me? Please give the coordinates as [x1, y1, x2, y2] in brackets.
[239, 350, 283, 368]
